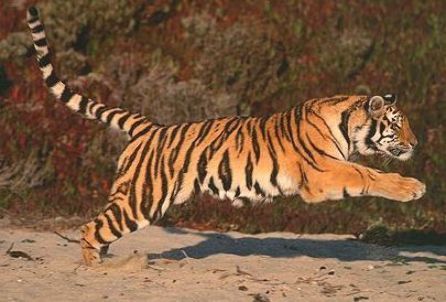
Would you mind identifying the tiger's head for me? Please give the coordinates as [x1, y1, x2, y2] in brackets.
[355, 94, 418, 161]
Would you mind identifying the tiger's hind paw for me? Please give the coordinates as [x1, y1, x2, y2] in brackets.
[80, 224, 103, 266]
[81, 242, 102, 266]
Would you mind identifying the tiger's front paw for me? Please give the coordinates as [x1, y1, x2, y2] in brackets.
[387, 175, 426, 202]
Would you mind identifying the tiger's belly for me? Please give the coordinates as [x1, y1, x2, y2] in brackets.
[194, 171, 299, 207]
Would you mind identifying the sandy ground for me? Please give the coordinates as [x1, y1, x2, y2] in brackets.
[0, 221, 445, 302]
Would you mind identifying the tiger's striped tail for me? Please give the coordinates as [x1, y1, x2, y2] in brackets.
[26, 7, 150, 138]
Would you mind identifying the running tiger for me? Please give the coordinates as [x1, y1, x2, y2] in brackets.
[27, 7, 425, 265]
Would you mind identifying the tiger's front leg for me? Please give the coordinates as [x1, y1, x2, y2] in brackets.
[367, 171, 426, 202]
[299, 161, 426, 203]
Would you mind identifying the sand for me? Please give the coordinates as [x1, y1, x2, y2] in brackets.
[1, 221, 445, 302]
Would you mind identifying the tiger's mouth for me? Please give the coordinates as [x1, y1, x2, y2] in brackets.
[387, 146, 413, 160]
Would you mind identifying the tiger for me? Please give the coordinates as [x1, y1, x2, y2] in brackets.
[26, 7, 426, 266]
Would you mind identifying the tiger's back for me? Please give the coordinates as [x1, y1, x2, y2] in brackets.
[26, 7, 425, 266]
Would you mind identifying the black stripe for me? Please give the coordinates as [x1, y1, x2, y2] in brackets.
[38, 53, 51, 68]
[287, 107, 306, 156]
[251, 127, 261, 163]
[273, 117, 286, 152]
[209, 134, 225, 157]
[235, 186, 241, 198]
[106, 109, 123, 126]
[194, 179, 201, 193]
[31, 24, 44, 33]
[293, 108, 326, 172]
[170, 123, 192, 164]
[298, 163, 309, 190]
[339, 109, 352, 147]
[128, 118, 147, 136]
[168, 148, 179, 177]
[365, 119, 377, 149]
[177, 126, 202, 178]
[306, 134, 339, 160]
[100, 245, 109, 256]
[254, 182, 265, 197]
[156, 127, 168, 150]
[86, 101, 94, 117]
[224, 118, 240, 135]
[129, 132, 158, 219]
[218, 150, 232, 191]
[266, 133, 280, 189]
[154, 128, 169, 178]
[235, 126, 245, 153]
[153, 159, 169, 220]
[171, 172, 184, 201]
[319, 96, 349, 105]
[141, 151, 155, 222]
[376, 122, 388, 143]
[93, 218, 109, 244]
[166, 147, 178, 178]
[197, 150, 208, 183]
[123, 210, 138, 232]
[95, 106, 107, 119]
[195, 119, 215, 145]
[104, 212, 122, 239]
[78, 96, 89, 115]
[129, 119, 151, 139]
[208, 122, 228, 156]
[117, 112, 131, 129]
[130, 129, 159, 201]
[285, 110, 296, 144]
[118, 142, 142, 175]
[28, 7, 39, 18]
[107, 203, 123, 231]
[259, 117, 268, 139]
[167, 124, 181, 147]
[34, 37, 47, 47]
[307, 113, 346, 159]
[285, 109, 325, 172]
[363, 98, 370, 112]
[45, 70, 59, 87]
[208, 177, 219, 195]
[246, 119, 253, 133]
[245, 154, 253, 190]
[280, 112, 292, 142]
[60, 87, 74, 103]
[297, 126, 318, 164]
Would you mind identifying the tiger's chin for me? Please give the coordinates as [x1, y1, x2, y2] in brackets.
[357, 147, 413, 162]
[387, 148, 413, 161]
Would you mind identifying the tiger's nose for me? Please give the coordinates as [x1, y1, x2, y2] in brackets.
[409, 137, 418, 148]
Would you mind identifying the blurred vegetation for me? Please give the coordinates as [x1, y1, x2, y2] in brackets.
[0, 0, 445, 238]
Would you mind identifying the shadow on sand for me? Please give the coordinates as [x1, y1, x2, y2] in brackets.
[147, 228, 446, 264]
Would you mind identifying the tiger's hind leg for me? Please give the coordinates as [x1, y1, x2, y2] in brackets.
[80, 135, 197, 266]
[79, 178, 189, 265]
[80, 187, 150, 266]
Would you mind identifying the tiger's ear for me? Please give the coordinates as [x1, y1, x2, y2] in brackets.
[383, 93, 397, 105]
[367, 96, 385, 118]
